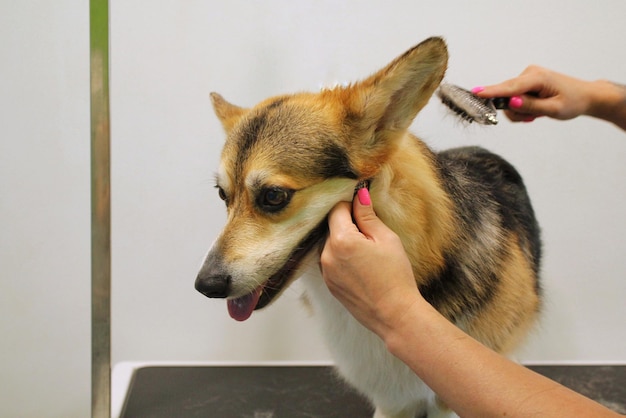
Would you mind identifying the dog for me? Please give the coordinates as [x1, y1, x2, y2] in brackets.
[195, 37, 542, 418]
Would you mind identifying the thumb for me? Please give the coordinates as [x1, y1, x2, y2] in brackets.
[353, 187, 388, 239]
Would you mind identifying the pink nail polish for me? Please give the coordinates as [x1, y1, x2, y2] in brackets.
[509, 96, 523, 109]
[357, 187, 371, 206]
[471, 86, 485, 94]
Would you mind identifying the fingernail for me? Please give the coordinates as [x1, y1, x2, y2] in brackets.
[471, 86, 485, 94]
[357, 187, 371, 206]
[509, 96, 523, 109]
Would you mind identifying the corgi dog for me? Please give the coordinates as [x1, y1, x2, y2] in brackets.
[195, 37, 542, 418]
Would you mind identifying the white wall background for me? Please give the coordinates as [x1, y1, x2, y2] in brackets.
[2, 1, 625, 417]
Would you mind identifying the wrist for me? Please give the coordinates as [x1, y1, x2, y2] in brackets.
[380, 295, 437, 356]
[586, 80, 626, 129]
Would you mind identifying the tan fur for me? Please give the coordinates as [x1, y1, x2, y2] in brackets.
[462, 233, 541, 354]
[368, 133, 456, 282]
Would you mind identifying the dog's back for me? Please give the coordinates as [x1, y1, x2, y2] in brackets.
[426, 146, 541, 353]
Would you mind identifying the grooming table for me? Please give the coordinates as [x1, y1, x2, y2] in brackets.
[113, 363, 626, 417]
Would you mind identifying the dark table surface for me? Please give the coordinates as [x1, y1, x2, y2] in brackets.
[120, 365, 626, 417]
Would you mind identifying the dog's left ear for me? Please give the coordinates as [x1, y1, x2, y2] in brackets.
[340, 37, 448, 146]
[210, 92, 248, 133]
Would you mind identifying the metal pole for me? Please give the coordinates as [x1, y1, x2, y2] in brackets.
[90, 1, 111, 417]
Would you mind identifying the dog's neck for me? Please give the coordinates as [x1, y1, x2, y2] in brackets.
[369, 133, 455, 282]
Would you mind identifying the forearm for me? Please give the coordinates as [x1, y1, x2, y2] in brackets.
[586, 80, 626, 131]
[381, 298, 622, 417]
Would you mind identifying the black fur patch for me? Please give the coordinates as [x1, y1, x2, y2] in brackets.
[238, 99, 285, 154]
[421, 146, 543, 318]
[237, 113, 267, 164]
[317, 143, 359, 180]
[419, 255, 498, 321]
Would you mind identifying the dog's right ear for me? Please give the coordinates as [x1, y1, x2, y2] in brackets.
[210, 92, 248, 133]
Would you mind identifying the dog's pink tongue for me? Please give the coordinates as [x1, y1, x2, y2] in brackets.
[227, 287, 262, 322]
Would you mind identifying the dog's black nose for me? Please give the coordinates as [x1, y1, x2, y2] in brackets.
[195, 274, 231, 298]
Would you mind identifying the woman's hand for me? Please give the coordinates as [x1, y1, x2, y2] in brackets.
[473, 65, 626, 130]
[320, 187, 422, 338]
[472, 65, 593, 122]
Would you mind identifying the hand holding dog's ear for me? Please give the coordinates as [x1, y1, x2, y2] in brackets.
[321, 188, 422, 339]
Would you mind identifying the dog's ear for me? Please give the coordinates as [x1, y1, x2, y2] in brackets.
[340, 37, 448, 145]
[210, 92, 248, 133]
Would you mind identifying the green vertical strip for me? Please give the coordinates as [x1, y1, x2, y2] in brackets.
[90, 0, 111, 417]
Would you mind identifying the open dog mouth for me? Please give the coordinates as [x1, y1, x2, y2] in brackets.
[227, 221, 328, 322]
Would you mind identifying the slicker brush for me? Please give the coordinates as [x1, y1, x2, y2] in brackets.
[437, 83, 508, 125]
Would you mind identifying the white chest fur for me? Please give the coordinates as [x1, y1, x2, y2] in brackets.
[300, 267, 443, 417]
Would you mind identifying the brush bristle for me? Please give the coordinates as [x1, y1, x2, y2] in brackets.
[437, 83, 498, 125]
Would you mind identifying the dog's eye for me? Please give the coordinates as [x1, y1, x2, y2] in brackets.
[216, 186, 228, 203]
[259, 187, 293, 212]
